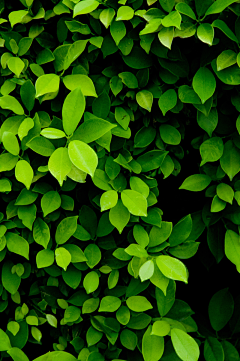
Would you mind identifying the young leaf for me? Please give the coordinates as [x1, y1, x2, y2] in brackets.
[41, 191, 61, 217]
[199, 137, 224, 166]
[98, 296, 121, 312]
[55, 247, 71, 271]
[0, 95, 24, 115]
[15, 160, 33, 190]
[136, 90, 153, 112]
[48, 147, 72, 186]
[83, 271, 99, 294]
[73, 0, 99, 17]
[116, 6, 134, 21]
[35, 74, 60, 98]
[100, 190, 118, 211]
[62, 87, 85, 136]
[121, 189, 147, 217]
[142, 326, 164, 361]
[197, 24, 214, 45]
[171, 328, 200, 361]
[179, 174, 211, 191]
[126, 296, 153, 312]
[6, 232, 29, 260]
[68, 140, 98, 177]
[109, 199, 130, 234]
[192, 67, 216, 104]
[33, 218, 50, 249]
[156, 255, 188, 283]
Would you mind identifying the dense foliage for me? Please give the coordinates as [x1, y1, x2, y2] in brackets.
[0, 0, 240, 360]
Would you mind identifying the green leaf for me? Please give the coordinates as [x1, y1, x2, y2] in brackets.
[216, 183, 234, 204]
[200, 136, 224, 166]
[192, 67, 216, 104]
[115, 107, 130, 130]
[64, 306, 81, 323]
[41, 128, 66, 139]
[116, 6, 134, 21]
[82, 298, 100, 314]
[7, 57, 25, 78]
[0, 95, 24, 115]
[109, 200, 130, 234]
[18, 117, 34, 141]
[211, 195, 226, 213]
[99, 8, 115, 28]
[6, 232, 29, 260]
[9, 10, 29, 28]
[121, 189, 147, 217]
[41, 191, 61, 217]
[220, 140, 240, 181]
[84, 244, 101, 268]
[204, 337, 224, 361]
[48, 147, 72, 187]
[133, 224, 149, 247]
[151, 320, 170, 336]
[73, 0, 99, 17]
[2, 131, 19, 155]
[63, 74, 97, 96]
[179, 174, 212, 191]
[35, 74, 60, 98]
[122, 46, 152, 69]
[156, 255, 188, 283]
[7, 322, 20, 337]
[2, 261, 21, 295]
[99, 296, 121, 312]
[197, 108, 218, 137]
[55, 247, 71, 271]
[46, 314, 58, 328]
[175, 3, 196, 20]
[205, 0, 237, 16]
[62, 87, 85, 136]
[142, 326, 164, 361]
[169, 214, 192, 247]
[212, 19, 238, 43]
[159, 124, 181, 145]
[55, 216, 78, 245]
[171, 328, 200, 361]
[126, 296, 153, 312]
[197, 23, 214, 45]
[83, 271, 99, 294]
[208, 288, 234, 331]
[63, 40, 88, 71]
[125, 244, 148, 258]
[217, 50, 237, 71]
[100, 190, 118, 211]
[159, 0, 175, 12]
[162, 11, 181, 30]
[158, 89, 177, 115]
[27, 136, 55, 157]
[120, 329, 137, 350]
[71, 117, 116, 143]
[0, 329, 11, 351]
[211, 59, 240, 85]
[136, 90, 153, 112]
[158, 26, 174, 49]
[225, 230, 240, 272]
[15, 160, 33, 190]
[36, 249, 54, 268]
[33, 218, 50, 249]
[68, 140, 98, 177]
[139, 260, 154, 282]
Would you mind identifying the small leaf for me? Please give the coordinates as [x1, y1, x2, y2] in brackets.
[73, 0, 99, 17]
[156, 255, 188, 283]
[136, 90, 153, 112]
[192, 67, 216, 104]
[197, 23, 214, 45]
[171, 328, 200, 361]
[158, 89, 177, 115]
[116, 6, 134, 21]
[55, 247, 71, 271]
[35, 74, 60, 98]
[83, 271, 99, 294]
[139, 260, 154, 282]
[99, 296, 121, 312]
[36, 249, 55, 268]
[15, 160, 33, 190]
[41, 191, 61, 217]
[179, 174, 211, 191]
[100, 190, 118, 211]
[68, 140, 98, 177]
[126, 296, 153, 312]
[6, 232, 29, 260]
[62, 87, 86, 136]
[121, 189, 147, 217]
[48, 147, 72, 186]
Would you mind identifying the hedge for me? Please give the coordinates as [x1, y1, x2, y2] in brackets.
[0, 0, 239, 360]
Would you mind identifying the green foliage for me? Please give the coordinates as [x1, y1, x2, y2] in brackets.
[0, 0, 238, 360]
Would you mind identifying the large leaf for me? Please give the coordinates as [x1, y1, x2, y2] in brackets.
[62, 87, 85, 136]
[0, 95, 24, 115]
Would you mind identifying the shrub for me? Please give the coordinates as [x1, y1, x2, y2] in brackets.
[0, 0, 239, 360]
